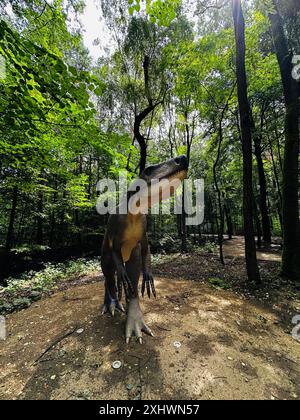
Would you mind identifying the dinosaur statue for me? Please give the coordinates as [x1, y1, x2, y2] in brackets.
[101, 155, 189, 343]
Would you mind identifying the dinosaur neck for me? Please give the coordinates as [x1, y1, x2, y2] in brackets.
[127, 210, 144, 223]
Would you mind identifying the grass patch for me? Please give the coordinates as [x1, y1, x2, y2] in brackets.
[208, 277, 231, 290]
[0, 258, 100, 315]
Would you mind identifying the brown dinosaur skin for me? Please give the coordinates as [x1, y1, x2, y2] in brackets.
[101, 156, 188, 343]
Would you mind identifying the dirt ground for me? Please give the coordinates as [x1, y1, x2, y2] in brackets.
[223, 236, 282, 262]
[1, 267, 300, 400]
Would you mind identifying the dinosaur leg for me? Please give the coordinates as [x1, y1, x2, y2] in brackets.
[125, 244, 154, 344]
[101, 254, 125, 316]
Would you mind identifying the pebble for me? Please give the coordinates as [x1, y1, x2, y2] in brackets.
[50, 375, 56, 380]
[112, 360, 122, 369]
[76, 328, 84, 334]
[227, 357, 233, 361]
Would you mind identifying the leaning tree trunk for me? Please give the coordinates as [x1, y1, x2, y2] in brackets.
[269, 6, 300, 281]
[232, 0, 261, 284]
[134, 55, 163, 174]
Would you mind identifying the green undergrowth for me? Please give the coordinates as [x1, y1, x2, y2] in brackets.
[0, 258, 100, 315]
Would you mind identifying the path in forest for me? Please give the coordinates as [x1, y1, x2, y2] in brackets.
[1, 275, 299, 400]
[223, 236, 282, 262]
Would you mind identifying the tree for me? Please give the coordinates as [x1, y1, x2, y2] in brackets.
[232, 0, 261, 284]
[251, 103, 272, 245]
[268, 1, 300, 281]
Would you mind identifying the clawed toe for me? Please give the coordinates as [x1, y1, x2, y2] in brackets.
[142, 324, 154, 337]
[125, 298, 154, 344]
[125, 321, 154, 344]
[125, 324, 154, 344]
[101, 299, 125, 316]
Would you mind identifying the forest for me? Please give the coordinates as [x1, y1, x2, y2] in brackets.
[0, 0, 300, 402]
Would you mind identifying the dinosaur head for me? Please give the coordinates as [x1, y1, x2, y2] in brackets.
[127, 156, 189, 214]
[139, 155, 189, 185]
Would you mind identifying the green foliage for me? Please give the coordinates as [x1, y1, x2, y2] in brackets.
[66, 175, 90, 209]
[128, 0, 181, 26]
[0, 258, 100, 314]
[208, 277, 231, 290]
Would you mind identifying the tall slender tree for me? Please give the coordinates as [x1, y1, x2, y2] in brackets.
[251, 105, 272, 245]
[232, 0, 261, 284]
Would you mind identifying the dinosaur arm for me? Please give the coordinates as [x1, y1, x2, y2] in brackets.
[111, 248, 124, 271]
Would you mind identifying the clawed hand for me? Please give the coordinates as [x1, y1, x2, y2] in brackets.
[117, 268, 134, 300]
[141, 272, 156, 298]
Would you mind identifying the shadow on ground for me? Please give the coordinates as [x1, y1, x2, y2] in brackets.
[0, 274, 299, 400]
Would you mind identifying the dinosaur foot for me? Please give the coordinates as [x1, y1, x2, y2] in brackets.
[101, 298, 125, 317]
[125, 298, 154, 344]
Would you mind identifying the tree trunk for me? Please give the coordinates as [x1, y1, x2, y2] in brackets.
[268, 138, 283, 221]
[75, 209, 82, 248]
[180, 114, 192, 254]
[254, 138, 272, 244]
[5, 186, 18, 251]
[177, 214, 182, 239]
[49, 183, 58, 248]
[224, 202, 233, 240]
[269, 6, 300, 280]
[212, 86, 235, 264]
[36, 193, 44, 245]
[198, 224, 202, 244]
[252, 105, 271, 244]
[254, 199, 263, 249]
[213, 123, 225, 265]
[232, 0, 261, 284]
